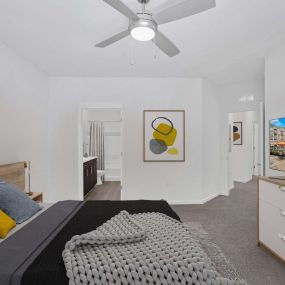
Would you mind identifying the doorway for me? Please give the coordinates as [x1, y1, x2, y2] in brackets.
[227, 110, 260, 188]
[78, 104, 123, 201]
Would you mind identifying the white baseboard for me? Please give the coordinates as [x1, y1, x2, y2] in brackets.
[169, 200, 204, 205]
[105, 176, 121, 182]
[201, 193, 219, 203]
[169, 193, 219, 205]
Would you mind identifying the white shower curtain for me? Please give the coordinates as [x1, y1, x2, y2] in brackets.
[89, 121, 105, 181]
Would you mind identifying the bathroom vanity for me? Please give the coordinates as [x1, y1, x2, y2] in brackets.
[83, 157, 97, 197]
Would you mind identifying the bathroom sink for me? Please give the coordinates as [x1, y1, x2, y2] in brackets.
[83, 156, 97, 163]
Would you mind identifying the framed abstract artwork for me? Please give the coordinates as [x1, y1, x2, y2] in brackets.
[143, 110, 185, 162]
[233, 122, 243, 145]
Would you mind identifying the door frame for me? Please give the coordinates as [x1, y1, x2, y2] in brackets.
[259, 102, 265, 176]
[78, 103, 124, 201]
[253, 122, 260, 176]
[224, 108, 264, 195]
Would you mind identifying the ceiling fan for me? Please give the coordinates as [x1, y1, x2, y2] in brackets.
[95, 0, 216, 57]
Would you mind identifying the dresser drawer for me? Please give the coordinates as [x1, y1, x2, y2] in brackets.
[259, 200, 285, 260]
[259, 180, 285, 209]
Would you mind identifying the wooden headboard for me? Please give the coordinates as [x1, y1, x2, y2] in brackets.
[0, 162, 27, 192]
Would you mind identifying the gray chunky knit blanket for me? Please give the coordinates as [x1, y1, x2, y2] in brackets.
[63, 211, 238, 285]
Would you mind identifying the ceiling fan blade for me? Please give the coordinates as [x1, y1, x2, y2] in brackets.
[153, 0, 216, 25]
[102, 0, 139, 21]
[95, 30, 129, 47]
[153, 31, 180, 57]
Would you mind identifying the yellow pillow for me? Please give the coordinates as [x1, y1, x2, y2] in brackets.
[0, 210, 16, 238]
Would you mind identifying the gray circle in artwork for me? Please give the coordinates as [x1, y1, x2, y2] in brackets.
[149, 139, 167, 154]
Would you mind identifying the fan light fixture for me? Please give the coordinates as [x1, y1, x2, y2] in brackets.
[130, 15, 157, 42]
[95, 0, 216, 57]
[131, 26, 155, 41]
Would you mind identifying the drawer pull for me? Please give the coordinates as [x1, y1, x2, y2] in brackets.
[278, 234, 285, 242]
[279, 186, 285, 192]
[280, 209, 285, 217]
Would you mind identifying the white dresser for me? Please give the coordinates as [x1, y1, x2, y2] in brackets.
[258, 177, 285, 263]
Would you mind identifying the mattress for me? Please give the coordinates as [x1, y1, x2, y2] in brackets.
[0, 200, 180, 285]
[0, 203, 53, 244]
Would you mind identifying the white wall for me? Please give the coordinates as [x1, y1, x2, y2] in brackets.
[202, 80, 221, 200]
[0, 43, 222, 204]
[48, 77, 219, 203]
[218, 79, 265, 114]
[228, 111, 258, 183]
[0, 41, 49, 196]
[265, 44, 285, 177]
[85, 109, 121, 122]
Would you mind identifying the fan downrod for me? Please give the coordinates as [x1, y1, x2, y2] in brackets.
[137, 0, 150, 4]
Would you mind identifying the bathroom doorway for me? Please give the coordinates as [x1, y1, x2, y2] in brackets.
[78, 104, 123, 201]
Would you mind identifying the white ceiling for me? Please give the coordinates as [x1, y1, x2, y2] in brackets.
[0, 0, 285, 84]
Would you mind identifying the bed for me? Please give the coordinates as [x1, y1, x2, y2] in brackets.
[0, 162, 52, 243]
[0, 162, 180, 285]
[0, 162, 244, 285]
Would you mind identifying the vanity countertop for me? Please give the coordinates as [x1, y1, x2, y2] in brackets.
[83, 156, 97, 163]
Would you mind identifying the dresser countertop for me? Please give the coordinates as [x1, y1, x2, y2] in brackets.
[258, 176, 285, 187]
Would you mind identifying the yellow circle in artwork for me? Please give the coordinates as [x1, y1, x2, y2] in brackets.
[167, 148, 179, 155]
[153, 123, 177, 146]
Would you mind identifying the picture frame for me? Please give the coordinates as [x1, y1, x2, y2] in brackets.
[143, 110, 185, 162]
[233, 121, 243, 145]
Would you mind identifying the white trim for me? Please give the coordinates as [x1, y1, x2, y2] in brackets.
[80, 103, 123, 110]
[105, 176, 121, 182]
[78, 105, 84, 201]
[200, 193, 219, 203]
[169, 193, 219, 205]
[169, 200, 203, 205]
[259, 102, 265, 176]
[78, 103, 124, 201]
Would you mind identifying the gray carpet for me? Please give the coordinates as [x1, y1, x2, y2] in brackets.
[185, 221, 247, 284]
[172, 178, 285, 285]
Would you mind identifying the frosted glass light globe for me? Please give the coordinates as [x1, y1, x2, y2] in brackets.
[131, 26, 155, 42]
